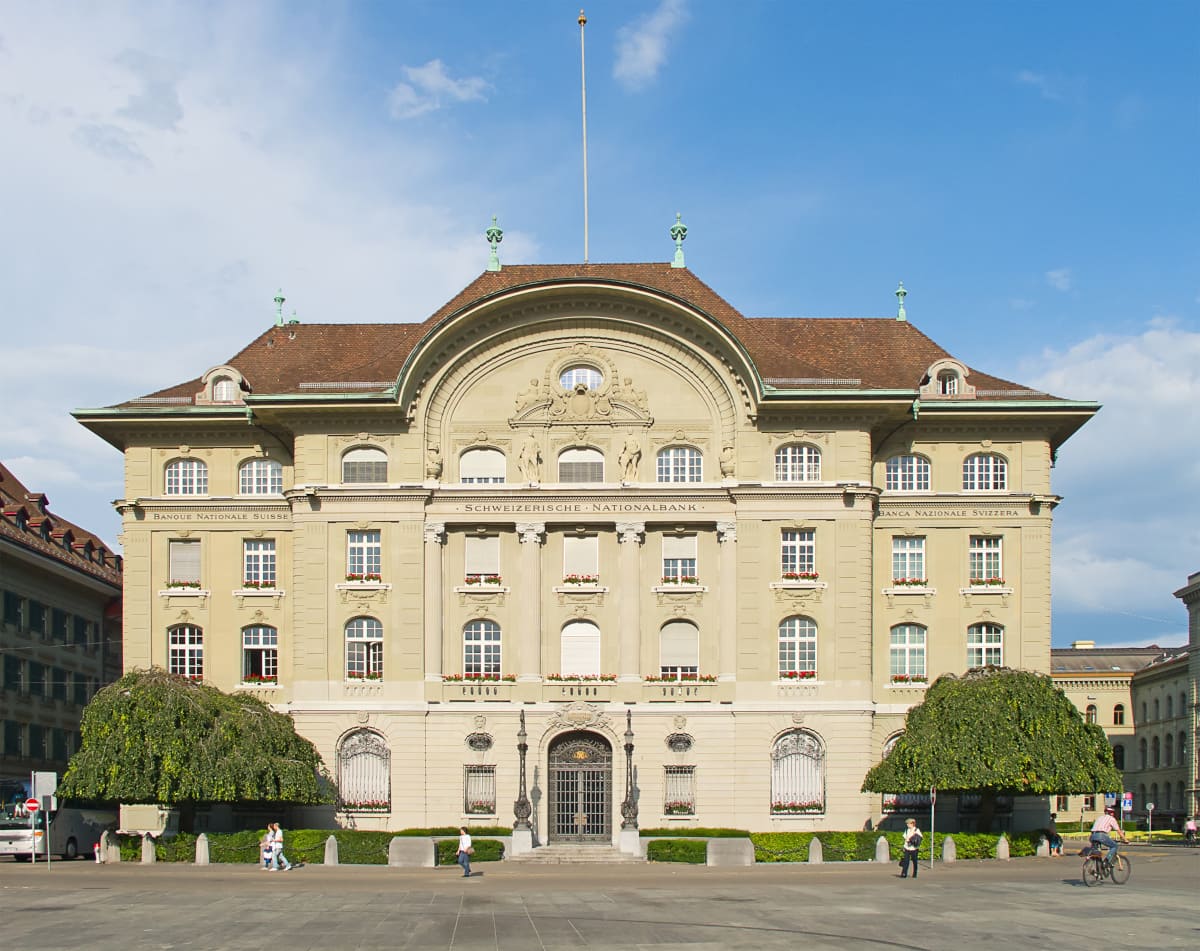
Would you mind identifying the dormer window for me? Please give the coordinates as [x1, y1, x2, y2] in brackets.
[937, 371, 959, 395]
[196, 365, 247, 405]
[920, 359, 975, 399]
[559, 365, 603, 391]
[212, 377, 238, 402]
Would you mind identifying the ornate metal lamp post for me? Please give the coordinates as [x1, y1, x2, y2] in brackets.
[514, 709, 532, 832]
[620, 709, 638, 830]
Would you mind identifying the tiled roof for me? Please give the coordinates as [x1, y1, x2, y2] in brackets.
[1050, 645, 1182, 674]
[120, 264, 1058, 404]
[0, 462, 123, 586]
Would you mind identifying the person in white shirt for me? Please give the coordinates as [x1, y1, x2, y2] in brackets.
[456, 827, 472, 878]
[1089, 807, 1126, 864]
[270, 822, 293, 871]
[1182, 815, 1196, 845]
[900, 818, 922, 879]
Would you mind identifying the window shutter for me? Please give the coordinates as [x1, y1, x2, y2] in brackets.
[169, 540, 201, 583]
[560, 621, 601, 676]
[465, 536, 500, 575]
[660, 621, 699, 667]
[558, 448, 604, 482]
[563, 536, 599, 576]
[460, 449, 506, 481]
[662, 535, 697, 560]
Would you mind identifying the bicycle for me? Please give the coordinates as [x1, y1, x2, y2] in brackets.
[1081, 844, 1131, 886]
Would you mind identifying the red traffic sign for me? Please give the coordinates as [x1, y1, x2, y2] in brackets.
[24, 798, 40, 813]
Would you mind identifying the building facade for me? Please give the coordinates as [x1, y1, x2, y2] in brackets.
[1126, 639, 1194, 824]
[0, 462, 123, 788]
[1172, 570, 1200, 819]
[76, 251, 1097, 838]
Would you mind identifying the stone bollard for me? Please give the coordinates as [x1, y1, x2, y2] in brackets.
[874, 835, 890, 863]
[195, 833, 210, 866]
[141, 834, 156, 864]
[324, 834, 339, 865]
[807, 837, 823, 864]
[705, 838, 754, 867]
[101, 830, 121, 864]
[996, 834, 1009, 861]
[1035, 835, 1049, 858]
[388, 836, 436, 868]
[942, 836, 956, 863]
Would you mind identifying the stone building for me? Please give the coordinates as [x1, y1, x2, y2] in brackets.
[1126, 636, 1194, 824]
[0, 462, 123, 787]
[1171, 570, 1200, 819]
[75, 237, 1098, 841]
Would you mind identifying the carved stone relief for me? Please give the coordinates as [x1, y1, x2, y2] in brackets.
[510, 345, 653, 428]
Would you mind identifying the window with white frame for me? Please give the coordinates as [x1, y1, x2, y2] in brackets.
[884, 454, 930, 492]
[656, 446, 703, 483]
[559, 365, 602, 390]
[242, 625, 278, 682]
[168, 625, 203, 678]
[962, 453, 1007, 491]
[771, 730, 824, 814]
[212, 377, 239, 402]
[558, 447, 604, 482]
[165, 458, 208, 495]
[459, 448, 506, 483]
[661, 534, 698, 583]
[239, 458, 283, 494]
[1056, 794, 1070, 812]
[664, 765, 696, 815]
[464, 765, 497, 815]
[347, 530, 382, 580]
[464, 620, 501, 676]
[775, 444, 821, 482]
[1086, 704, 1098, 724]
[937, 370, 959, 395]
[966, 623, 1003, 667]
[1113, 703, 1125, 726]
[659, 620, 699, 678]
[337, 729, 390, 810]
[464, 535, 500, 583]
[563, 534, 599, 583]
[778, 616, 817, 678]
[780, 529, 816, 577]
[168, 539, 201, 586]
[345, 617, 383, 679]
[560, 620, 601, 677]
[889, 624, 926, 679]
[242, 539, 276, 587]
[341, 447, 387, 483]
[891, 536, 926, 583]
[968, 536, 1003, 584]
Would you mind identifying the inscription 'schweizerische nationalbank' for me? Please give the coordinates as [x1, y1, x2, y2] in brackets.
[461, 501, 701, 515]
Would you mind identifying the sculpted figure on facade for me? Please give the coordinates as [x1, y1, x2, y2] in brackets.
[719, 444, 736, 478]
[514, 378, 542, 413]
[425, 444, 443, 480]
[618, 435, 642, 482]
[517, 433, 542, 482]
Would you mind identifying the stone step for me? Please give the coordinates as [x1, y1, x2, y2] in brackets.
[508, 845, 644, 864]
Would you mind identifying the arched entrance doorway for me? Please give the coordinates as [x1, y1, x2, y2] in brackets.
[547, 731, 613, 843]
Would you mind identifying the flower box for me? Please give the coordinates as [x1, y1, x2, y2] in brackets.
[890, 674, 928, 685]
[644, 674, 717, 683]
[346, 671, 383, 681]
[970, 577, 1006, 587]
[465, 801, 496, 815]
[242, 675, 278, 684]
[561, 574, 599, 585]
[241, 579, 276, 589]
[779, 670, 816, 680]
[891, 578, 927, 587]
[463, 574, 503, 585]
[661, 575, 700, 585]
[781, 571, 820, 581]
[165, 580, 202, 589]
[664, 801, 695, 816]
[442, 673, 516, 682]
[771, 801, 823, 815]
[342, 801, 390, 812]
[345, 573, 382, 583]
[545, 674, 618, 682]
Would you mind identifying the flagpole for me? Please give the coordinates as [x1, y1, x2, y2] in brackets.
[579, 9, 590, 264]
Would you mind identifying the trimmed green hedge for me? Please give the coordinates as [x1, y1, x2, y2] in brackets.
[640, 827, 750, 838]
[750, 830, 1043, 863]
[435, 838, 505, 865]
[646, 839, 707, 863]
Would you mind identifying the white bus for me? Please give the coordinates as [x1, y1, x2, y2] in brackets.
[0, 779, 116, 861]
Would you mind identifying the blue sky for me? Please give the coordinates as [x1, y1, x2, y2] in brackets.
[1, 1, 1197, 647]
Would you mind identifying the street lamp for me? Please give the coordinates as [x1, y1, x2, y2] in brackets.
[620, 709, 638, 830]
[514, 710, 532, 832]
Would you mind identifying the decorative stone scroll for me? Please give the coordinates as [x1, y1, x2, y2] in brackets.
[510, 345, 653, 428]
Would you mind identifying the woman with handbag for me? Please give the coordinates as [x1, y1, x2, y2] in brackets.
[900, 817, 923, 879]
[456, 827, 473, 878]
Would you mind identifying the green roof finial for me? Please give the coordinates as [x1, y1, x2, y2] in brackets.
[670, 212, 688, 268]
[486, 216, 504, 272]
[273, 289, 286, 327]
[895, 281, 907, 322]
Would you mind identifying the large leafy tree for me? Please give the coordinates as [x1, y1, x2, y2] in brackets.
[862, 667, 1122, 832]
[60, 669, 327, 819]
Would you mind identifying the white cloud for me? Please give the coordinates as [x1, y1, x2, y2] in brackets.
[614, 0, 689, 91]
[388, 59, 489, 119]
[1015, 69, 1063, 102]
[1045, 267, 1072, 291]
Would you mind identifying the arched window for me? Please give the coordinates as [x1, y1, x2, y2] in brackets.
[778, 617, 817, 679]
[771, 729, 825, 814]
[1138, 738, 1147, 770]
[775, 444, 821, 482]
[966, 623, 1003, 668]
[342, 447, 387, 483]
[345, 617, 383, 680]
[1154, 698, 1160, 720]
[460, 448, 506, 484]
[167, 625, 203, 679]
[464, 620, 501, 677]
[336, 729, 390, 810]
[1112, 743, 1125, 770]
[660, 620, 699, 678]
[889, 624, 926, 680]
[1085, 704, 1098, 724]
[937, 370, 960, 395]
[1181, 693, 1188, 719]
[1165, 733, 1173, 767]
[212, 377, 239, 402]
[558, 447, 604, 483]
[885, 454, 930, 492]
[242, 625, 278, 682]
[560, 620, 601, 678]
[165, 459, 207, 495]
[559, 365, 603, 391]
[962, 453, 1008, 491]
[1113, 703, 1125, 726]
[1141, 702, 1147, 724]
[1152, 735, 1160, 767]
[239, 458, 283, 495]
[656, 446, 702, 483]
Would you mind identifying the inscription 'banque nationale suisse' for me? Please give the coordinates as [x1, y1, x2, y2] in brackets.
[883, 508, 1025, 518]
[461, 502, 701, 514]
[150, 512, 289, 520]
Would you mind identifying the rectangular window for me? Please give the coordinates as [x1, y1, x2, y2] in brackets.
[891, 537, 926, 583]
[780, 529, 815, 576]
[968, 536, 1003, 584]
[664, 765, 696, 816]
[2, 591, 21, 628]
[662, 535, 698, 583]
[889, 626, 927, 678]
[243, 539, 277, 586]
[347, 530, 382, 579]
[563, 535, 599, 581]
[28, 662, 44, 696]
[28, 600, 46, 636]
[52, 728, 68, 762]
[967, 625, 1003, 668]
[73, 674, 89, 707]
[1056, 795, 1070, 812]
[28, 724, 45, 759]
[51, 667, 67, 701]
[73, 616, 89, 646]
[463, 622, 501, 676]
[51, 609, 69, 641]
[464, 535, 501, 583]
[660, 621, 699, 678]
[345, 620, 384, 679]
[169, 539, 202, 585]
[3, 656, 21, 691]
[242, 626, 279, 681]
[464, 765, 497, 815]
[168, 627, 204, 678]
[3, 721, 21, 756]
[1083, 794, 1096, 811]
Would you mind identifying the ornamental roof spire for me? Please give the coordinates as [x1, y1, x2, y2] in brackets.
[273, 289, 286, 327]
[670, 212, 688, 268]
[486, 216, 504, 272]
[895, 281, 907, 322]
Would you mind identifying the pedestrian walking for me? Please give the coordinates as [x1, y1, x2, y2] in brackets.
[1046, 813, 1063, 856]
[456, 827, 473, 878]
[900, 818, 923, 879]
[270, 822, 293, 871]
[260, 831, 274, 870]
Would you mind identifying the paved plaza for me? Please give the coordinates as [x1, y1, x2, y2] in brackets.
[2, 844, 1196, 950]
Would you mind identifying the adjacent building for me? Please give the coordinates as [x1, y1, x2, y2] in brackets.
[75, 238, 1098, 839]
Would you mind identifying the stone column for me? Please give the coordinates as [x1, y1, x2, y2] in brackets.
[616, 522, 645, 682]
[717, 521, 737, 683]
[423, 522, 446, 683]
[516, 522, 545, 682]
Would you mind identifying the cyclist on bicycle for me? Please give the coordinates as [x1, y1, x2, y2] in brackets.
[1185, 816, 1197, 845]
[1090, 806, 1126, 865]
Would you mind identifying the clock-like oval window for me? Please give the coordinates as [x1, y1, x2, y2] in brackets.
[559, 365, 603, 391]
